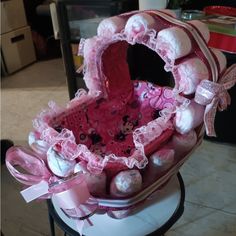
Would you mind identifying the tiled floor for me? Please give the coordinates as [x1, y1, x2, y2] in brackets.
[1, 59, 236, 236]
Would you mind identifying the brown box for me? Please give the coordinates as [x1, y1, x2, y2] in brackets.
[1, 0, 27, 34]
[1, 26, 36, 74]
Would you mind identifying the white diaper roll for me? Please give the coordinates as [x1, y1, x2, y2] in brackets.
[176, 57, 209, 95]
[97, 16, 126, 37]
[174, 100, 205, 134]
[47, 147, 76, 177]
[142, 148, 175, 185]
[156, 27, 192, 62]
[28, 131, 49, 157]
[125, 13, 155, 40]
[188, 20, 210, 43]
[169, 130, 197, 157]
[149, 148, 175, 171]
[110, 170, 142, 197]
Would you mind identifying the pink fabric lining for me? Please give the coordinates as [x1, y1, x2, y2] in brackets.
[46, 81, 175, 174]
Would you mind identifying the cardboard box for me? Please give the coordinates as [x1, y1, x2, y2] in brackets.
[1, 0, 27, 34]
[1, 26, 36, 74]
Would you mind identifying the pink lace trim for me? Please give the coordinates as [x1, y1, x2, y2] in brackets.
[32, 93, 175, 173]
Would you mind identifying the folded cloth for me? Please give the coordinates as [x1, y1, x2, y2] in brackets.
[97, 16, 127, 37]
[174, 100, 205, 134]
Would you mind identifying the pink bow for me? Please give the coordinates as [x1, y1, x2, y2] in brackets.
[194, 64, 236, 136]
[6, 146, 52, 185]
[6, 146, 97, 235]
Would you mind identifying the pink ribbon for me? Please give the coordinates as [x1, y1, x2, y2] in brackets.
[6, 146, 52, 185]
[51, 176, 97, 235]
[5, 146, 97, 235]
[194, 64, 236, 136]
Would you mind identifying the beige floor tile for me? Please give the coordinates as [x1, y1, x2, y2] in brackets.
[167, 208, 236, 236]
[180, 141, 236, 188]
[180, 141, 236, 214]
[170, 201, 215, 231]
[1, 59, 66, 89]
[1, 88, 68, 144]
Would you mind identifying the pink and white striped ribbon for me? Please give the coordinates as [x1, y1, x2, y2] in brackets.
[194, 64, 236, 136]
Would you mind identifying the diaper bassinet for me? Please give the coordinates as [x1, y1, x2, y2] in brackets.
[6, 9, 236, 234]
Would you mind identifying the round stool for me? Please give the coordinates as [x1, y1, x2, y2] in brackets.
[47, 172, 185, 236]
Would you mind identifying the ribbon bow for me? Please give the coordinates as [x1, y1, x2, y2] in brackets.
[6, 146, 97, 235]
[194, 64, 236, 137]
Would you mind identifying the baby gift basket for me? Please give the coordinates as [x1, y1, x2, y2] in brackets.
[6, 9, 236, 234]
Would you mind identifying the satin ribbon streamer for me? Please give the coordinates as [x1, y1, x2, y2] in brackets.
[6, 146, 97, 235]
[194, 64, 236, 136]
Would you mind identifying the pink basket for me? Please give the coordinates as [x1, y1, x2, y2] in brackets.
[6, 10, 236, 227]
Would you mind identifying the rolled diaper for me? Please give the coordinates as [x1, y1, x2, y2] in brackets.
[110, 170, 142, 197]
[149, 148, 175, 171]
[174, 100, 205, 134]
[74, 161, 107, 195]
[188, 20, 210, 43]
[156, 27, 192, 62]
[125, 13, 155, 42]
[175, 57, 209, 95]
[47, 147, 76, 177]
[97, 16, 126, 37]
[143, 148, 175, 185]
[169, 130, 197, 157]
[28, 131, 49, 158]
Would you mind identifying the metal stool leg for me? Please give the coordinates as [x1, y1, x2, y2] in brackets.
[48, 212, 56, 236]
